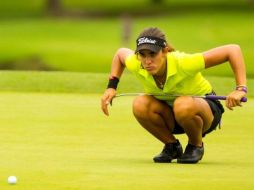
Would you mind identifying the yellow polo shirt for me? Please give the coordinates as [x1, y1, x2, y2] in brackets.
[125, 51, 212, 105]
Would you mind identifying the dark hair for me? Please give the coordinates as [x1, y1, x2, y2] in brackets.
[137, 27, 175, 52]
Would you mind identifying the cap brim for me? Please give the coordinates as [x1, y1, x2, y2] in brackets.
[135, 44, 162, 53]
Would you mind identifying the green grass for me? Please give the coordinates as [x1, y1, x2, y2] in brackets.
[0, 71, 253, 97]
[0, 11, 254, 76]
[0, 18, 120, 72]
[0, 2, 253, 185]
[0, 92, 253, 189]
[0, 71, 109, 93]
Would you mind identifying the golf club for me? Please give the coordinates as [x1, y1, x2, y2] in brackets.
[111, 93, 247, 105]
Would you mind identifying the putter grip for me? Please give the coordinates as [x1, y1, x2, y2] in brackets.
[206, 95, 247, 102]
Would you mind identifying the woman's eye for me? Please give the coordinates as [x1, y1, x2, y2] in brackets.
[149, 52, 156, 57]
[139, 53, 145, 57]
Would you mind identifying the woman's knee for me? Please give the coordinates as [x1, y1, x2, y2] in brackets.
[132, 96, 152, 118]
[173, 96, 196, 120]
[132, 95, 166, 118]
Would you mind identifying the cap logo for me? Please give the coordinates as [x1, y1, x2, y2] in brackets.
[137, 37, 157, 46]
[136, 36, 166, 48]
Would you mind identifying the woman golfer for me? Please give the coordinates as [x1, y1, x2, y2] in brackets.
[101, 27, 247, 163]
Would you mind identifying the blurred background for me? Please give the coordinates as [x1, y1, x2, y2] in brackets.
[0, 0, 253, 77]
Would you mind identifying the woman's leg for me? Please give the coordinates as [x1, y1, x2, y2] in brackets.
[132, 95, 183, 163]
[173, 96, 214, 146]
[132, 95, 176, 144]
[173, 96, 214, 163]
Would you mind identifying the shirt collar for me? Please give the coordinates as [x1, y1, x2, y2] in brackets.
[166, 53, 177, 79]
[138, 67, 151, 79]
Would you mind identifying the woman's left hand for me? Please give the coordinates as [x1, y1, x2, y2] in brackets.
[226, 90, 246, 110]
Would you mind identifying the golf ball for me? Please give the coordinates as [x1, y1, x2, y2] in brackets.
[7, 176, 17, 184]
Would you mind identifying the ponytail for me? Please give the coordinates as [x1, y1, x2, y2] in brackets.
[166, 43, 175, 52]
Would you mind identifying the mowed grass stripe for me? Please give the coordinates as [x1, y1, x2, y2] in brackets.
[0, 71, 253, 97]
[0, 93, 253, 190]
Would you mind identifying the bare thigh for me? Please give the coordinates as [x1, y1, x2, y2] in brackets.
[173, 97, 214, 133]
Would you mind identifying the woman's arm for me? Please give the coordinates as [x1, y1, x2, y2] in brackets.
[203, 44, 247, 110]
[101, 48, 134, 116]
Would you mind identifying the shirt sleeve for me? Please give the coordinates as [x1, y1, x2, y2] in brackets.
[125, 54, 141, 72]
[178, 52, 205, 75]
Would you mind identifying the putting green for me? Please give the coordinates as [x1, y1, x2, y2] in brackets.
[0, 92, 253, 190]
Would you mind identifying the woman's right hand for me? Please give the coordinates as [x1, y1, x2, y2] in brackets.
[101, 88, 117, 116]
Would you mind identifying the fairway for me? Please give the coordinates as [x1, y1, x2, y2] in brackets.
[0, 92, 253, 190]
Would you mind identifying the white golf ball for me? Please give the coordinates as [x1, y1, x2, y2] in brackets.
[7, 176, 17, 184]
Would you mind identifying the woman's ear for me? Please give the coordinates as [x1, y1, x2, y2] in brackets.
[162, 47, 169, 53]
[162, 47, 169, 54]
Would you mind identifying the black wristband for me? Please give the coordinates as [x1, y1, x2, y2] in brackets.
[107, 76, 119, 89]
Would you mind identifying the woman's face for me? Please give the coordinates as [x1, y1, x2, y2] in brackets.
[137, 49, 167, 76]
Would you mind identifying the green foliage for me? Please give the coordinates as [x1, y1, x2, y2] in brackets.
[0, 11, 254, 77]
[0, 0, 250, 18]
[63, 0, 252, 14]
[0, 0, 45, 18]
